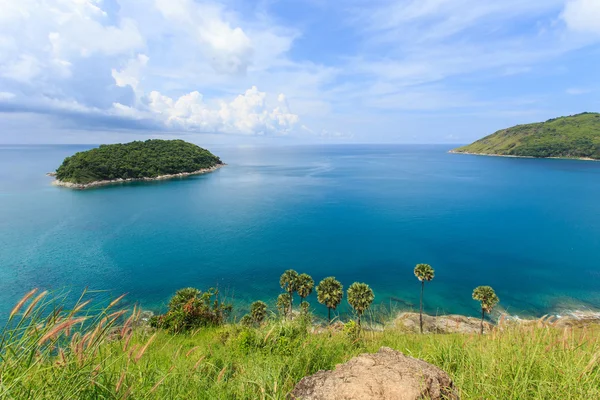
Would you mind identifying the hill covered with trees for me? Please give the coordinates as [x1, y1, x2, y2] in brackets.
[452, 112, 600, 159]
[55, 140, 223, 185]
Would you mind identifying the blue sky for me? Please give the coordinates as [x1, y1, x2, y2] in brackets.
[0, 0, 599, 144]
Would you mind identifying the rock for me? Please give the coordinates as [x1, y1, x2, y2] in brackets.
[50, 164, 224, 189]
[394, 312, 492, 334]
[553, 313, 600, 328]
[310, 321, 345, 335]
[500, 311, 600, 329]
[290, 347, 458, 400]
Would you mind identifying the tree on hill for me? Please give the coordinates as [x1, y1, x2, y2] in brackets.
[414, 263, 435, 334]
[472, 286, 499, 335]
[300, 301, 310, 318]
[347, 282, 374, 327]
[316, 277, 344, 323]
[250, 301, 268, 325]
[276, 293, 291, 320]
[296, 273, 314, 303]
[279, 270, 298, 316]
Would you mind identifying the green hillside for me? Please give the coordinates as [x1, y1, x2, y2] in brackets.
[55, 140, 222, 184]
[2, 289, 599, 399]
[452, 112, 600, 159]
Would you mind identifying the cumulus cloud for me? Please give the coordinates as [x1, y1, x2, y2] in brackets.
[112, 54, 150, 94]
[113, 86, 299, 135]
[562, 0, 600, 35]
[154, 0, 254, 75]
[0, 0, 144, 80]
[0, 92, 16, 100]
[0, 0, 300, 136]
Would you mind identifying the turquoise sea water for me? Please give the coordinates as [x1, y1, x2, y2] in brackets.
[1, 144, 599, 319]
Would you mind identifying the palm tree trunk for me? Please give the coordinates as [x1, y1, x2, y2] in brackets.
[288, 290, 293, 319]
[480, 308, 484, 335]
[328, 307, 331, 323]
[419, 280, 424, 334]
[357, 313, 361, 327]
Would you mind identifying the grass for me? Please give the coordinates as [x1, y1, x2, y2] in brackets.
[1, 291, 599, 399]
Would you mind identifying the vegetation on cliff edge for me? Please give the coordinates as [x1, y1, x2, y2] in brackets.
[452, 112, 600, 159]
[1, 289, 599, 400]
[55, 139, 222, 184]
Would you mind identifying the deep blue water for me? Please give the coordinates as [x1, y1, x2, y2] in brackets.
[1, 144, 599, 319]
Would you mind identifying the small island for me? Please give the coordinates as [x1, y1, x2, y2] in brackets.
[52, 139, 224, 189]
[451, 112, 600, 160]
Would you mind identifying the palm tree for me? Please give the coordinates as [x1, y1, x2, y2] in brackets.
[280, 269, 298, 315]
[316, 277, 343, 323]
[300, 301, 310, 316]
[414, 263, 435, 334]
[296, 273, 314, 303]
[250, 301, 268, 325]
[347, 282, 374, 327]
[472, 286, 499, 335]
[276, 293, 291, 319]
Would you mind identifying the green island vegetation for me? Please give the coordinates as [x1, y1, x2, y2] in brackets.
[55, 139, 223, 184]
[1, 267, 599, 399]
[452, 112, 600, 159]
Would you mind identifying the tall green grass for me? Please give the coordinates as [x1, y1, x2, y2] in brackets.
[1, 291, 598, 399]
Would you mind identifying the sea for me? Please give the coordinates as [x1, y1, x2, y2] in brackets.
[1, 144, 599, 320]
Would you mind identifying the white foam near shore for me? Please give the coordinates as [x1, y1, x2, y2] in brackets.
[49, 164, 225, 190]
[498, 309, 600, 328]
[560, 309, 600, 321]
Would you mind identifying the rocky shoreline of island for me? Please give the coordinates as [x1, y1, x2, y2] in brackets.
[48, 164, 225, 189]
[448, 150, 599, 162]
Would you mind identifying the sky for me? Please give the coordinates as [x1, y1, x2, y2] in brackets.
[0, 0, 599, 145]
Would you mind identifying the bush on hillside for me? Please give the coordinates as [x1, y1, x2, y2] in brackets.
[150, 287, 232, 333]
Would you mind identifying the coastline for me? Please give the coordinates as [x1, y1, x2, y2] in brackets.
[386, 309, 600, 334]
[448, 150, 600, 162]
[49, 163, 225, 189]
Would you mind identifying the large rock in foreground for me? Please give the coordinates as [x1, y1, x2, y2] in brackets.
[290, 347, 458, 400]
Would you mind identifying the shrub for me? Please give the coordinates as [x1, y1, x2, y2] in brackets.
[153, 287, 232, 333]
[235, 328, 259, 353]
[344, 320, 360, 340]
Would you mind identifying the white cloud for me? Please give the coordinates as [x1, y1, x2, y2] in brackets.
[566, 87, 593, 95]
[154, 0, 254, 75]
[0, 0, 301, 136]
[0, 0, 598, 143]
[354, 0, 564, 45]
[301, 125, 354, 139]
[0, 91, 15, 100]
[112, 54, 150, 93]
[0, 0, 144, 72]
[1, 54, 42, 82]
[562, 0, 600, 35]
[112, 86, 299, 135]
